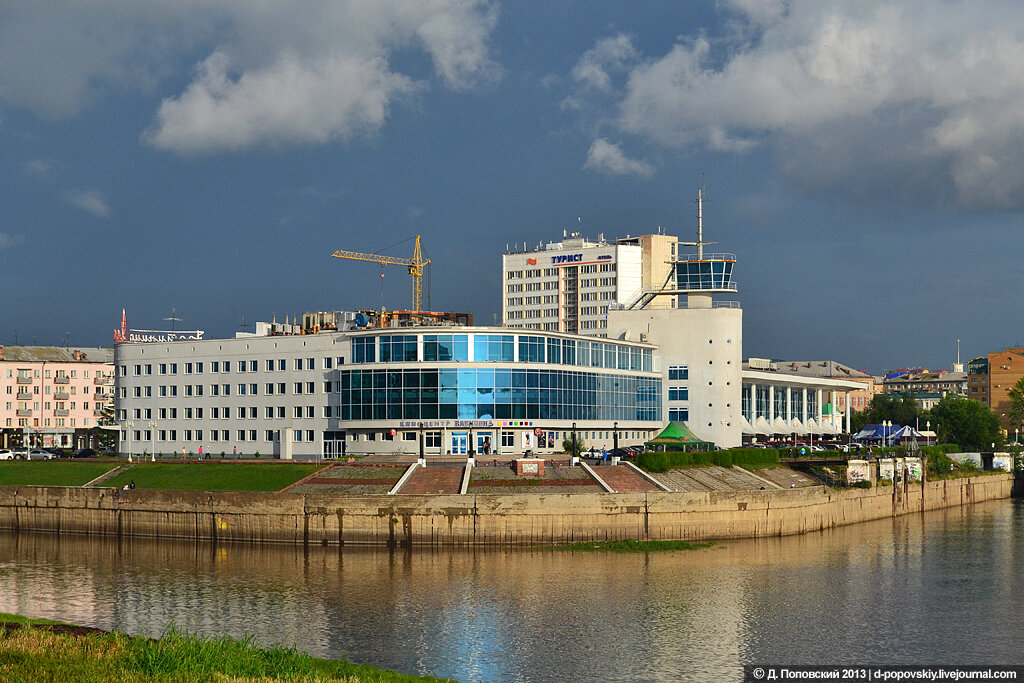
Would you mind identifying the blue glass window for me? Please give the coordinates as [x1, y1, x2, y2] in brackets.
[353, 337, 375, 364]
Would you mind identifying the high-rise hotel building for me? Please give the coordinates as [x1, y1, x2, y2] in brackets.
[502, 232, 679, 336]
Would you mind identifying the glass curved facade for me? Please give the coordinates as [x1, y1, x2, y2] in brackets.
[336, 368, 660, 422]
[338, 330, 662, 424]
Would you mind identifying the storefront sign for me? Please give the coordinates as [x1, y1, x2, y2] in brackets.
[551, 253, 583, 264]
[114, 309, 203, 344]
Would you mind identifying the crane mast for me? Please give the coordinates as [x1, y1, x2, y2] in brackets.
[331, 235, 431, 312]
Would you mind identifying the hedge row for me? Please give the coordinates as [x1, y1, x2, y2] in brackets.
[638, 448, 780, 473]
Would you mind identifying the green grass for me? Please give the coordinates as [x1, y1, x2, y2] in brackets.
[0, 620, 450, 682]
[0, 612, 65, 625]
[550, 539, 716, 553]
[0, 461, 120, 487]
[103, 462, 322, 492]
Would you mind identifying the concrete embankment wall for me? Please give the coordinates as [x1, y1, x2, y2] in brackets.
[0, 474, 1011, 547]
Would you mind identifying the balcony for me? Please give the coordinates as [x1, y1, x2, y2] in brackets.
[54, 409, 69, 417]
[16, 377, 32, 384]
[16, 392, 31, 401]
[94, 376, 110, 385]
[54, 376, 70, 384]
[94, 408, 107, 417]
[54, 392, 70, 400]
[16, 409, 32, 417]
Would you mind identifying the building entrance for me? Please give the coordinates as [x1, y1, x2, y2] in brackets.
[323, 431, 346, 459]
[451, 432, 468, 455]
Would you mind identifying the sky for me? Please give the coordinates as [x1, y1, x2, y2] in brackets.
[3, 0, 1024, 374]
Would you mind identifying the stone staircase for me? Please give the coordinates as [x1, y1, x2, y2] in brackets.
[396, 465, 465, 494]
[595, 465, 661, 493]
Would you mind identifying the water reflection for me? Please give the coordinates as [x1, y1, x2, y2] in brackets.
[2, 500, 1023, 681]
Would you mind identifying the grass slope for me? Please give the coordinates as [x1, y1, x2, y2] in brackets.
[0, 461, 120, 487]
[104, 463, 323, 492]
[0, 619, 450, 682]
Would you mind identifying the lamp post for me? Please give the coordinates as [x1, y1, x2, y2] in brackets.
[148, 422, 157, 461]
[613, 421, 619, 453]
[125, 421, 134, 462]
[418, 422, 424, 463]
[571, 422, 577, 459]
[468, 427, 474, 458]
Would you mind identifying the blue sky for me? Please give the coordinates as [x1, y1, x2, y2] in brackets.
[3, 0, 1024, 374]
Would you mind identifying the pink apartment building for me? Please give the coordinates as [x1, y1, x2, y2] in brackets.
[0, 346, 115, 449]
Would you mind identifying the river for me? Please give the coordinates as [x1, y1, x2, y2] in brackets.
[2, 499, 1023, 681]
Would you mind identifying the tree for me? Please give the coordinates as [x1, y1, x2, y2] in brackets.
[562, 437, 586, 457]
[929, 395, 1004, 451]
[1006, 377, 1024, 440]
[851, 392, 921, 432]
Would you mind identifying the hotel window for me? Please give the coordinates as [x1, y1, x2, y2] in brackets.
[266, 360, 275, 371]
[266, 430, 275, 442]
[249, 384, 257, 395]
[265, 407, 274, 419]
[668, 387, 688, 401]
[668, 366, 689, 380]
[294, 358, 303, 371]
[212, 361, 220, 373]
[324, 357, 333, 369]
[278, 359, 286, 371]
[223, 361, 231, 372]
[294, 382, 303, 394]
[266, 383, 275, 395]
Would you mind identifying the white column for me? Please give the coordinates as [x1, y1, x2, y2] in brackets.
[768, 385, 775, 422]
[816, 388, 823, 423]
[802, 387, 808, 422]
[750, 383, 758, 419]
[845, 391, 851, 435]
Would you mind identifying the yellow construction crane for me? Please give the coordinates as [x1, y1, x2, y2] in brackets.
[331, 235, 431, 312]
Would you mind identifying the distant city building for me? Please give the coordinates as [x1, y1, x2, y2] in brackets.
[974, 348, 1024, 428]
[881, 369, 967, 397]
[0, 346, 115, 449]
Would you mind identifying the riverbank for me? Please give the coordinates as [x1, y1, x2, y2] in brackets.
[0, 472, 1011, 546]
[0, 613, 449, 682]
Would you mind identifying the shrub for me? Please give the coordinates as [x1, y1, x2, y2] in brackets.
[854, 479, 872, 489]
[637, 448, 779, 472]
[940, 443, 960, 453]
[220, 451, 226, 459]
[254, 451, 261, 459]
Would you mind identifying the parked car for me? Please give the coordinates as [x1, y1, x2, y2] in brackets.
[97, 447, 115, 456]
[12, 448, 27, 460]
[26, 449, 55, 460]
[0, 449, 14, 460]
[71, 448, 97, 458]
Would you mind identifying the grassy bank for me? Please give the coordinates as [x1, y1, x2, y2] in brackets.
[0, 461, 120, 487]
[0, 614, 449, 682]
[104, 462, 323, 492]
[550, 539, 716, 552]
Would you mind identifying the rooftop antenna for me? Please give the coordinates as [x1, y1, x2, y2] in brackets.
[238, 315, 250, 334]
[12, 329, 17, 345]
[163, 307, 182, 333]
[63, 331, 70, 348]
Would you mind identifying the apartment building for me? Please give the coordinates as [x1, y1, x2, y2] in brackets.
[0, 346, 115, 449]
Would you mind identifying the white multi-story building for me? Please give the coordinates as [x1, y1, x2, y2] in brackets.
[502, 232, 678, 336]
[114, 325, 663, 459]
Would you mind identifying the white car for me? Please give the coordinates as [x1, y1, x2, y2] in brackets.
[0, 449, 13, 460]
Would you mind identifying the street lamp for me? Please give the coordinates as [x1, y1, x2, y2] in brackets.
[125, 421, 134, 462]
[571, 422, 577, 460]
[613, 421, 618, 453]
[418, 422, 424, 463]
[148, 422, 157, 461]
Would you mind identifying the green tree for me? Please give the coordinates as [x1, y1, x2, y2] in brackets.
[851, 392, 921, 432]
[562, 437, 587, 457]
[929, 395, 1004, 451]
[1006, 377, 1024, 441]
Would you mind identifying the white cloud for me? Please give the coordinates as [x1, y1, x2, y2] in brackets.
[583, 138, 653, 177]
[24, 159, 53, 180]
[0, 233, 25, 249]
[0, 1, 501, 150]
[578, 1, 1024, 210]
[571, 34, 638, 91]
[68, 190, 110, 218]
[145, 51, 418, 152]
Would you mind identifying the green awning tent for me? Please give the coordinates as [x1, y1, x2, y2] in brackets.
[644, 421, 715, 452]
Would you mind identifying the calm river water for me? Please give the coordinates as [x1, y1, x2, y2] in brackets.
[2, 500, 1024, 682]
